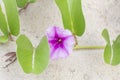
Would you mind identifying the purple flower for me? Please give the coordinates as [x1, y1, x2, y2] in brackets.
[46, 26, 75, 59]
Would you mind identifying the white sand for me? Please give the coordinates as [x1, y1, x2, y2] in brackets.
[0, 0, 120, 80]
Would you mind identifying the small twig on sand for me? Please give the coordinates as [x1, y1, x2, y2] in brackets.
[3, 52, 17, 68]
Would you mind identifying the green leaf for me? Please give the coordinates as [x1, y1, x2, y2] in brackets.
[0, 36, 8, 43]
[112, 35, 120, 65]
[3, 0, 20, 36]
[16, 0, 36, 8]
[16, 35, 50, 74]
[16, 0, 28, 8]
[102, 29, 120, 65]
[102, 29, 110, 44]
[16, 35, 34, 73]
[29, 0, 36, 3]
[55, 0, 85, 36]
[0, 6, 8, 43]
[33, 36, 50, 74]
[102, 29, 112, 64]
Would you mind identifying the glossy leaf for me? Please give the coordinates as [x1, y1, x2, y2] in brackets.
[3, 0, 20, 36]
[102, 29, 120, 65]
[0, 6, 8, 43]
[55, 0, 85, 36]
[16, 35, 50, 74]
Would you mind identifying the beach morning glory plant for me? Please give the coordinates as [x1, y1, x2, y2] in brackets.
[1, 0, 120, 75]
[46, 26, 75, 59]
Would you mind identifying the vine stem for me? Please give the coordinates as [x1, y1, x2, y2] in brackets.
[73, 34, 105, 50]
[9, 33, 14, 41]
[74, 45, 105, 50]
[73, 33, 78, 46]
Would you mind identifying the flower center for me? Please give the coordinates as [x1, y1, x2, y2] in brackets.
[58, 38, 62, 43]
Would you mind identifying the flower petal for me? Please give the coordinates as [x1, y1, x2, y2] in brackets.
[51, 47, 69, 59]
[46, 26, 55, 40]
